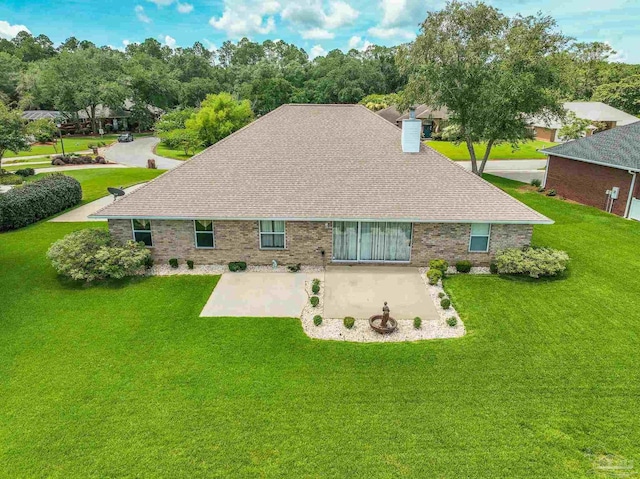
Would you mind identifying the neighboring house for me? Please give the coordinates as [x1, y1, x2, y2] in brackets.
[378, 104, 450, 139]
[21, 110, 62, 122]
[532, 102, 639, 142]
[76, 100, 163, 132]
[540, 122, 640, 221]
[92, 104, 551, 266]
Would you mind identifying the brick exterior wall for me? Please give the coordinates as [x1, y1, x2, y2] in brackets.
[108, 219, 533, 267]
[545, 155, 635, 217]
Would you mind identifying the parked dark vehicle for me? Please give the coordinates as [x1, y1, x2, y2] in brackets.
[117, 132, 134, 142]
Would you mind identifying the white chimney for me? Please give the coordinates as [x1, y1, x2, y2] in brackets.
[401, 107, 422, 153]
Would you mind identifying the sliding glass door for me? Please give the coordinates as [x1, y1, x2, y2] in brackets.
[332, 221, 412, 262]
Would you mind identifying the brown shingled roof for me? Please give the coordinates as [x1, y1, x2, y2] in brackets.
[92, 104, 551, 224]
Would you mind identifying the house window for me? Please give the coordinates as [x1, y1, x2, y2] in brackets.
[469, 223, 491, 252]
[259, 220, 285, 249]
[194, 220, 215, 248]
[132, 219, 152, 247]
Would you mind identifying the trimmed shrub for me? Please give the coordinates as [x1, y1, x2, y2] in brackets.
[169, 258, 179, 268]
[413, 317, 422, 329]
[287, 263, 301, 272]
[455, 260, 472, 273]
[429, 259, 449, 274]
[546, 189, 557, 197]
[228, 261, 247, 272]
[438, 292, 445, 299]
[494, 246, 570, 278]
[530, 178, 542, 187]
[144, 256, 154, 270]
[313, 315, 322, 326]
[489, 262, 498, 274]
[0, 174, 82, 231]
[343, 317, 355, 329]
[47, 229, 150, 282]
[14, 168, 35, 177]
[446, 317, 458, 327]
[440, 298, 451, 309]
[537, 186, 545, 193]
[427, 269, 443, 285]
[0, 173, 23, 185]
[311, 279, 320, 294]
[187, 260, 194, 269]
[310, 296, 320, 307]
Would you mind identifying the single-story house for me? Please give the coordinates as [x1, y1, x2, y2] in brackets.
[92, 104, 551, 266]
[378, 104, 450, 139]
[76, 100, 163, 132]
[532, 101, 639, 142]
[540, 122, 640, 220]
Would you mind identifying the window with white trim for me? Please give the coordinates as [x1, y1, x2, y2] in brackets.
[469, 223, 490, 252]
[132, 219, 152, 247]
[259, 220, 285, 249]
[194, 220, 215, 248]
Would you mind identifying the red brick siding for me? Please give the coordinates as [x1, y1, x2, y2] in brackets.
[535, 127, 556, 142]
[545, 155, 634, 216]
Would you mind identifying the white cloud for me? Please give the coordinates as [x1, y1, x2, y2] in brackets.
[135, 5, 152, 23]
[347, 35, 372, 51]
[379, 0, 429, 28]
[309, 44, 327, 59]
[0, 20, 30, 39]
[368, 26, 415, 40]
[177, 2, 193, 13]
[123, 39, 131, 47]
[282, 1, 358, 30]
[301, 28, 334, 40]
[147, 0, 174, 6]
[202, 39, 217, 52]
[209, 1, 278, 37]
[164, 35, 177, 48]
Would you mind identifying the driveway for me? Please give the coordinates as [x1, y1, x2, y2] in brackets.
[323, 266, 438, 320]
[457, 159, 546, 184]
[200, 272, 317, 317]
[103, 137, 183, 170]
[49, 183, 147, 222]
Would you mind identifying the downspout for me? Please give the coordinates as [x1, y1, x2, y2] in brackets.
[624, 171, 637, 219]
[542, 155, 550, 188]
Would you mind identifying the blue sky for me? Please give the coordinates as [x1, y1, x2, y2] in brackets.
[0, 0, 638, 62]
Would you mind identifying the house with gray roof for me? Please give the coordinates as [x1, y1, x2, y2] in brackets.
[92, 104, 551, 266]
[540, 121, 640, 220]
[532, 101, 639, 143]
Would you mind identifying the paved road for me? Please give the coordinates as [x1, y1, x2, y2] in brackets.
[457, 159, 547, 184]
[104, 137, 182, 169]
[50, 183, 147, 222]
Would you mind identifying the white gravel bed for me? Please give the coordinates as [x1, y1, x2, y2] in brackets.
[300, 270, 465, 343]
[147, 263, 324, 276]
[445, 266, 491, 275]
[418, 268, 465, 332]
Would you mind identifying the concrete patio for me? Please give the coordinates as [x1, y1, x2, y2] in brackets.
[323, 266, 439, 320]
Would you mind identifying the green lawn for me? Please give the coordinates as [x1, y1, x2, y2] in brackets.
[428, 140, 557, 160]
[2, 158, 52, 172]
[4, 133, 153, 159]
[1, 174, 639, 477]
[155, 142, 204, 161]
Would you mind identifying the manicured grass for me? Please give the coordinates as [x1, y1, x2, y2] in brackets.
[1, 159, 51, 172]
[1, 174, 639, 476]
[29, 168, 166, 204]
[428, 140, 557, 160]
[155, 142, 204, 161]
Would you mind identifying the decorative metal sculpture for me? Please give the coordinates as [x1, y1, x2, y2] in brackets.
[369, 301, 397, 334]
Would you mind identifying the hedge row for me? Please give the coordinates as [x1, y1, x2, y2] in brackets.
[0, 174, 82, 231]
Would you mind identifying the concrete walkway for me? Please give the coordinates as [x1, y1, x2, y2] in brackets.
[200, 272, 316, 317]
[457, 159, 546, 184]
[104, 137, 182, 170]
[3, 150, 91, 162]
[33, 163, 129, 174]
[49, 183, 146, 222]
[324, 266, 438, 320]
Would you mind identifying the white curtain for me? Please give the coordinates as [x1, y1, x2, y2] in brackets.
[333, 222, 358, 260]
[384, 222, 412, 261]
[360, 222, 386, 261]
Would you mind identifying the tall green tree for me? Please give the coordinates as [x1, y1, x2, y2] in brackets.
[399, 1, 567, 175]
[592, 75, 640, 117]
[0, 103, 30, 170]
[185, 93, 253, 146]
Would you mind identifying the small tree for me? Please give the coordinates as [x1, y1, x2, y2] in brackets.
[161, 128, 202, 156]
[558, 112, 593, 141]
[185, 93, 253, 147]
[25, 118, 58, 143]
[0, 102, 30, 171]
[398, 1, 567, 175]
